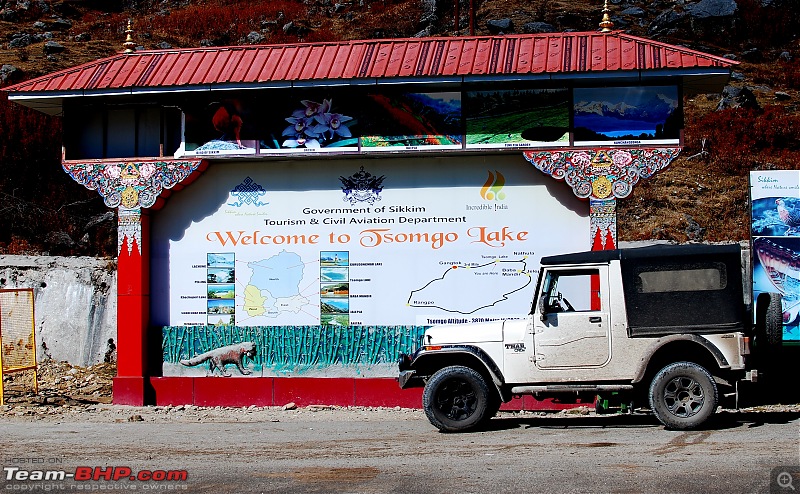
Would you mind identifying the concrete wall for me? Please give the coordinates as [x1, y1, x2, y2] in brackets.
[0, 255, 117, 367]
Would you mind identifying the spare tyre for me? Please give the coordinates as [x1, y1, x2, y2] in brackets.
[755, 292, 784, 350]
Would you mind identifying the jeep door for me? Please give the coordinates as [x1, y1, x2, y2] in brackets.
[533, 266, 611, 368]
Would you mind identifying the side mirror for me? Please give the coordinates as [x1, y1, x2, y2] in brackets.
[538, 295, 548, 321]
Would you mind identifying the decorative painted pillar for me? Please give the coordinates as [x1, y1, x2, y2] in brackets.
[523, 148, 681, 250]
[62, 159, 205, 405]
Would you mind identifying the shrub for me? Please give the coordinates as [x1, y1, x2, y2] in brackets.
[733, 0, 800, 49]
[144, 0, 309, 44]
[684, 105, 800, 175]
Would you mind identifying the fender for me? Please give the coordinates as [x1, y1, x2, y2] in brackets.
[405, 345, 506, 393]
[632, 333, 730, 383]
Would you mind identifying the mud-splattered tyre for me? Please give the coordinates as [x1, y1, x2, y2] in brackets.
[649, 362, 718, 430]
[756, 292, 784, 349]
[423, 365, 490, 432]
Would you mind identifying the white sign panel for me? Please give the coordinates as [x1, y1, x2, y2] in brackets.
[151, 155, 589, 327]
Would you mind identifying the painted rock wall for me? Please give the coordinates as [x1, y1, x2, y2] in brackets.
[0, 255, 117, 366]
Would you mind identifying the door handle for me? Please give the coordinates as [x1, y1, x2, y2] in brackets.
[589, 316, 602, 323]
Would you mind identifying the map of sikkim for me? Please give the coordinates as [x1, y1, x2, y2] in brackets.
[243, 251, 309, 318]
[408, 259, 532, 314]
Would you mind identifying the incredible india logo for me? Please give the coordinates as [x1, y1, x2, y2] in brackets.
[481, 170, 506, 201]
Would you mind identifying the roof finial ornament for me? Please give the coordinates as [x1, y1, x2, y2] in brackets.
[599, 0, 614, 33]
[123, 19, 137, 54]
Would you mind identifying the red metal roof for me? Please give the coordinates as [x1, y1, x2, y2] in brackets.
[5, 31, 736, 96]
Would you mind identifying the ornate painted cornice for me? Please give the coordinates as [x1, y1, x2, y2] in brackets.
[62, 159, 204, 209]
[523, 148, 681, 200]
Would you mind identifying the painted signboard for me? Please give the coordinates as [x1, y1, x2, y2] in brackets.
[182, 97, 360, 156]
[464, 89, 569, 149]
[360, 92, 462, 152]
[573, 86, 681, 147]
[181, 91, 464, 156]
[152, 155, 589, 376]
[750, 170, 800, 344]
[178, 86, 683, 158]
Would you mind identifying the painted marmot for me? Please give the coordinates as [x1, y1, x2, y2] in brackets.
[179, 342, 257, 376]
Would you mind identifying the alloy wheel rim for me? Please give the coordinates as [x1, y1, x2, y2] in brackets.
[436, 378, 477, 421]
[663, 376, 705, 418]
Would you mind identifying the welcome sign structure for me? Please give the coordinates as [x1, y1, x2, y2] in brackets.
[154, 155, 586, 377]
[4, 29, 737, 406]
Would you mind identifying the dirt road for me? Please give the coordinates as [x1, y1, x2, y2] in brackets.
[1, 404, 799, 493]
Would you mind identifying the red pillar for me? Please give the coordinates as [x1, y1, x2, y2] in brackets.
[113, 208, 151, 405]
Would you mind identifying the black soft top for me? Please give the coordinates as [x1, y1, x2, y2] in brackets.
[541, 243, 747, 336]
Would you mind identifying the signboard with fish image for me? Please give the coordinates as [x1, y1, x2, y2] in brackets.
[751, 170, 800, 344]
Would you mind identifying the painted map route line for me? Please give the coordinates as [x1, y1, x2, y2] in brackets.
[407, 258, 533, 315]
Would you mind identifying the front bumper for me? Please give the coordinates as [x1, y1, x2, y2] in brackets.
[398, 369, 419, 389]
[397, 351, 426, 389]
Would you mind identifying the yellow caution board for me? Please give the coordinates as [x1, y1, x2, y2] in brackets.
[0, 289, 37, 405]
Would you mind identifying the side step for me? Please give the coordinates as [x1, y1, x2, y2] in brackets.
[510, 384, 634, 394]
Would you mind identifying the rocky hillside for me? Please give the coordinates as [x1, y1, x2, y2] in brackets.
[0, 0, 799, 254]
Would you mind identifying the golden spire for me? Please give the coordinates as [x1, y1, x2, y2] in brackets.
[123, 19, 137, 54]
[599, 0, 614, 33]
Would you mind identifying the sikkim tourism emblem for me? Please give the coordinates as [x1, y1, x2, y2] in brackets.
[340, 166, 386, 205]
[228, 176, 268, 207]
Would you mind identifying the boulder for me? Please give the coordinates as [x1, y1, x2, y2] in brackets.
[8, 33, 32, 49]
[246, 31, 265, 44]
[43, 40, 65, 54]
[0, 9, 19, 22]
[740, 48, 761, 62]
[685, 0, 737, 18]
[414, 25, 435, 38]
[0, 64, 22, 85]
[716, 86, 760, 111]
[51, 18, 73, 30]
[486, 18, 513, 34]
[620, 7, 645, 16]
[648, 9, 687, 35]
[522, 22, 555, 34]
[419, 0, 436, 25]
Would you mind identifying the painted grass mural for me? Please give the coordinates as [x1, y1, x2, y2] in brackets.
[163, 325, 427, 376]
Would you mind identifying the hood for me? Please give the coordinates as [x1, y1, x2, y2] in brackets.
[424, 320, 505, 345]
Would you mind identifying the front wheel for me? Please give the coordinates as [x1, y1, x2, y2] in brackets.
[649, 362, 718, 430]
[422, 365, 491, 432]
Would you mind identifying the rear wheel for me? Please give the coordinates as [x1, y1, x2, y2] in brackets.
[649, 361, 718, 430]
[422, 365, 491, 432]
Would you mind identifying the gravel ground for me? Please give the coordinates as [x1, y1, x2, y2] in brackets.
[2, 359, 799, 423]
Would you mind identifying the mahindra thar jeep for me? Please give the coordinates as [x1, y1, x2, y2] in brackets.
[398, 244, 782, 431]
